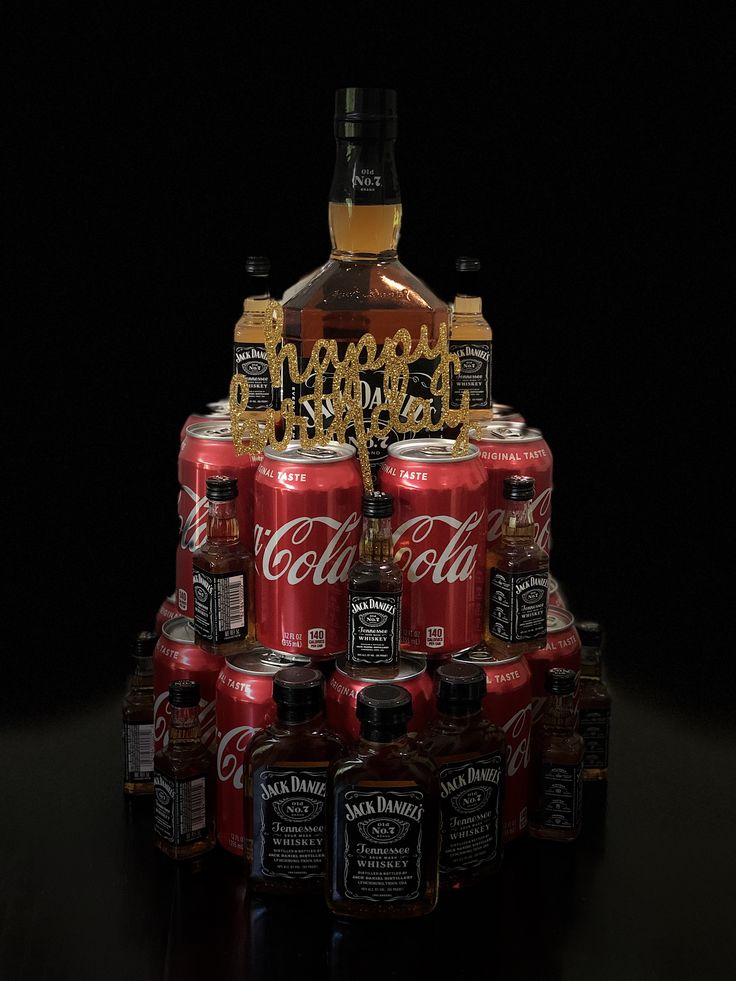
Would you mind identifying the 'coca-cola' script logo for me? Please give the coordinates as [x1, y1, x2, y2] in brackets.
[488, 487, 552, 553]
[178, 484, 209, 552]
[502, 703, 532, 776]
[255, 514, 360, 585]
[392, 512, 484, 584]
[217, 725, 259, 788]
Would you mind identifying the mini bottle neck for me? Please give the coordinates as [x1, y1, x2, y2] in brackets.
[169, 705, 202, 744]
[132, 657, 153, 687]
[206, 499, 240, 545]
[329, 136, 401, 257]
[276, 707, 325, 727]
[453, 295, 483, 316]
[360, 516, 395, 562]
[359, 728, 409, 747]
[543, 694, 577, 734]
[501, 499, 535, 539]
[437, 706, 483, 723]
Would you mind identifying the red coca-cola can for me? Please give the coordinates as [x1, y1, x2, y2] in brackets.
[154, 593, 179, 635]
[153, 616, 224, 755]
[453, 646, 533, 842]
[254, 443, 362, 659]
[548, 574, 568, 609]
[527, 607, 581, 728]
[379, 439, 486, 657]
[326, 655, 434, 742]
[492, 403, 525, 424]
[216, 647, 309, 857]
[177, 422, 262, 615]
[471, 422, 553, 555]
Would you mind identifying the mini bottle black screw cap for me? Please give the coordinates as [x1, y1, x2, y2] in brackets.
[576, 621, 603, 647]
[545, 667, 576, 696]
[435, 661, 487, 711]
[206, 475, 238, 501]
[503, 475, 535, 501]
[245, 256, 270, 276]
[362, 491, 393, 518]
[169, 679, 200, 707]
[273, 667, 325, 716]
[135, 630, 157, 658]
[357, 684, 412, 738]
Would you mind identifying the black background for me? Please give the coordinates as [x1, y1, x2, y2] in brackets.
[4, 6, 734, 979]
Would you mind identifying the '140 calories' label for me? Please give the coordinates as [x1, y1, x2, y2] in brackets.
[449, 340, 492, 410]
[347, 592, 401, 665]
[340, 786, 425, 903]
[233, 342, 272, 411]
[253, 767, 328, 880]
[489, 568, 548, 643]
[193, 567, 246, 644]
[438, 751, 503, 874]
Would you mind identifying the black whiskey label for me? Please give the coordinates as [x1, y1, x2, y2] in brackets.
[347, 592, 401, 665]
[123, 721, 154, 782]
[233, 342, 272, 411]
[281, 344, 442, 473]
[154, 772, 208, 845]
[192, 567, 246, 644]
[489, 568, 548, 643]
[540, 761, 583, 830]
[449, 340, 492, 410]
[329, 140, 400, 205]
[340, 786, 425, 903]
[438, 752, 503, 874]
[254, 767, 328, 880]
[579, 709, 610, 769]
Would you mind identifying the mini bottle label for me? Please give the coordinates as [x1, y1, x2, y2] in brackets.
[438, 752, 503, 874]
[540, 761, 582, 830]
[339, 786, 425, 903]
[123, 721, 154, 782]
[579, 709, 610, 769]
[347, 592, 401, 665]
[449, 339, 492, 409]
[154, 773, 209, 845]
[193, 567, 246, 644]
[253, 767, 328, 880]
[233, 342, 272, 411]
[489, 568, 548, 643]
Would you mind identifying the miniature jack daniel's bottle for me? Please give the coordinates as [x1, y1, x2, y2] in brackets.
[529, 668, 583, 842]
[326, 685, 440, 919]
[577, 621, 611, 781]
[192, 475, 254, 655]
[232, 256, 273, 418]
[449, 256, 493, 419]
[122, 631, 157, 795]
[486, 475, 549, 656]
[346, 492, 402, 679]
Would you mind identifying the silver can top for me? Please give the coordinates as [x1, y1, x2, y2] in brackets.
[454, 645, 526, 668]
[185, 422, 234, 442]
[387, 438, 479, 464]
[161, 616, 196, 645]
[547, 607, 575, 633]
[225, 646, 311, 676]
[470, 421, 544, 444]
[264, 441, 356, 463]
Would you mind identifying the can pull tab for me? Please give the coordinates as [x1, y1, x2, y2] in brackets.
[492, 427, 524, 440]
[298, 447, 340, 460]
[415, 444, 453, 458]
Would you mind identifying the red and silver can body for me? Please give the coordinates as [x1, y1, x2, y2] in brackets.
[454, 646, 533, 842]
[216, 648, 309, 857]
[154, 593, 179, 635]
[176, 422, 261, 614]
[491, 403, 525, 424]
[470, 422, 553, 555]
[153, 616, 223, 755]
[326, 655, 435, 742]
[526, 607, 581, 731]
[254, 443, 362, 659]
[379, 439, 487, 658]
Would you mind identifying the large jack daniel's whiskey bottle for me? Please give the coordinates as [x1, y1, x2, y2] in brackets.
[282, 88, 449, 475]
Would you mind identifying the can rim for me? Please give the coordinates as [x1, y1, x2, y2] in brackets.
[469, 422, 544, 444]
[264, 441, 357, 463]
[185, 422, 234, 441]
[161, 616, 196, 645]
[333, 653, 427, 682]
[386, 438, 479, 463]
[453, 646, 528, 668]
[224, 647, 311, 676]
[547, 607, 575, 633]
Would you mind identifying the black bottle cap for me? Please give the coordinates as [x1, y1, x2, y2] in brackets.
[273, 667, 325, 718]
[357, 684, 412, 740]
[334, 87, 397, 139]
[135, 630, 157, 658]
[245, 256, 270, 276]
[436, 661, 487, 712]
[169, 679, 200, 707]
[545, 668, 576, 695]
[456, 257, 481, 273]
[206, 475, 238, 501]
[576, 620, 603, 647]
[503, 475, 535, 501]
[362, 491, 393, 518]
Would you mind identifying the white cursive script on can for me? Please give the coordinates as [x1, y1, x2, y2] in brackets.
[255, 513, 360, 584]
[392, 512, 484, 584]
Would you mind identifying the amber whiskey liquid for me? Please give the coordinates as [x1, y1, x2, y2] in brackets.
[449, 257, 493, 421]
[233, 256, 274, 421]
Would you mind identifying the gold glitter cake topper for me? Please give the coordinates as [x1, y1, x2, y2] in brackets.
[229, 301, 470, 491]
